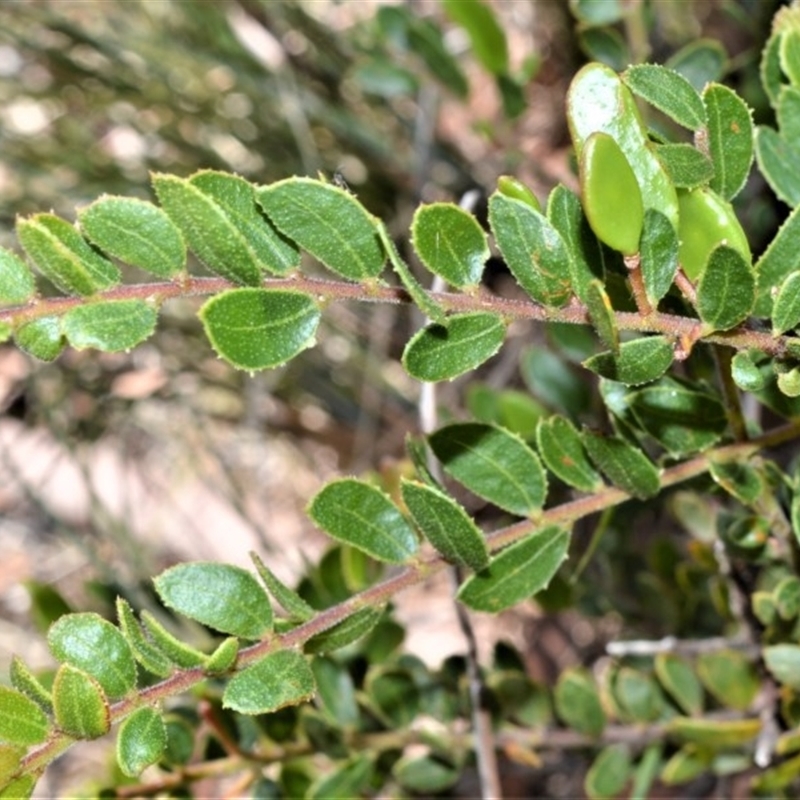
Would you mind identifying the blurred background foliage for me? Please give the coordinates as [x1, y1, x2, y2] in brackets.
[0, 1, 790, 796]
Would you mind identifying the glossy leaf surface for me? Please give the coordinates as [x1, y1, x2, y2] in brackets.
[536, 416, 603, 493]
[63, 300, 157, 353]
[116, 706, 167, 777]
[696, 245, 755, 330]
[623, 64, 705, 130]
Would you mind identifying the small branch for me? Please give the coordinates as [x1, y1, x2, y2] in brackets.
[606, 635, 759, 659]
[624, 253, 653, 317]
[714, 346, 749, 441]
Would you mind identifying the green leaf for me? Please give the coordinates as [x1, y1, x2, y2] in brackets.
[0, 686, 49, 746]
[0, 775, 35, 800]
[257, 177, 384, 281]
[756, 204, 800, 316]
[393, 754, 459, 794]
[205, 637, 239, 675]
[48, 612, 137, 699]
[755, 126, 800, 207]
[0, 744, 24, 786]
[116, 598, 173, 678]
[308, 478, 418, 564]
[311, 657, 359, 727]
[52, 664, 110, 739]
[773, 272, 800, 334]
[223, 650, 315, 714]
[703, 83, 754, 201]
[585, 279, 618, 352]
[250, 552, 315, 622]
[154, 562, 273, 639]
[666, 717, 760, 748]
[401, 480, 489, 571]
[696, 245, 755, 330]
[15, 316, 64, 362]
[308, 755, 374, 800]
[536, 416, 603, 492]
[497, 176, 541, 210]
[0, 247, 35, 305]
[582, 430, 660, 499]
[585, 744, 633, 800]
[116, 706, 167, 777]
[10, 656, 52, 714]
[655, 653, 704, 716]
[305, 606, 385, 655]
[667, 38, 727, 91]
[696, 650, 758, 711]
[778, 86, 800, 142]
[442, 0, 507, 75]
[522, 341, 593, 417]
[781, 28, 800, 86]
[411, 203, 488, 289]
[546, 184, 605, 303]
[764, 644, 800, 690]
[761, 30, 784, 108]
[640, 209, 679, 304]
[614, 668, 665, 723]
[62, 300, 157, 353]
[139, 611, 207, 669]
[407, 17, 468, 97]
[458, 526, 570, 612]
[554, 668, 606, 737]
[429, 422, 548, 516]
[402, 313, 505, 382]
[488, 192, 573, 307]
[623, 64, 706, 130]
[709, 460, 764, 505]
[660, 746, 711, 785]
[569, 0, 622, 25]
[199, 288, 320, 372]
[731, 351, 766, 391]
[78, 196, 186, 278]
[584, 336, 674, 386]
[578, 27, 629, 72]
[774, 576, 800, 620]
[366, 665, 420, 727]
[653, 143, 715, 189]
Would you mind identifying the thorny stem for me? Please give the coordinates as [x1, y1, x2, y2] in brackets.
[16, 419, 800, 782]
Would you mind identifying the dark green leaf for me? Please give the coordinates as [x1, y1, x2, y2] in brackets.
[585, 744, 633, 800]
[402, 313, 505, 382]
[407, 18, 468, 98]
[554, 668, 605, 737]
[154, 562, 273, 639]
[764, 645, 800, 690]
[394, 754, 459, 794]
[755, 204, 800, 316]
[62, 300, 157, 353]
[311, 657, 359, 727]
[660, 746, 712, 785]
[488, 192, 573, 307]
[536, 416, 603, 492]
[223, 650, 316, 714]
[48, 612, 137, 699]
[704, 83, 754, 201]
[16, 214, 120, 296]
[308, 755, 373, 800]
[760, 31, 784, 109]
[773, 272, 800, 334]
[458, 526, 570, 612]
[258, 177, 384, 281]
[14, 316, 64, 362]
[250, 552, 315, 622]
[614, 668, 665, 722]
[139, 611, 207, 669]
[666, 38, 727, 91]
[0, 686, 49, 746]
[52, 664, 110, 739]
[78, 196, 186, 278]
[9, 656, 52, 714]
[697, 245, 755, 330]
[578, 27, 629, 72]
[401, 480, 489, 571]
[654, 144, 714, 188]
[0, 247, 35, 306]
[585, 279, 618, 352]
[308, 478, 418, 564]
[305, 607, 385, 655]
[755, 126, 800, 207]
[584, 336, 674, 386]
[442, 0, 507, 75]
[116, 598, 173, 678]
[429, 422, 548, 516]
[778, 86, 800, 142]
[411, 203, 488, 289]
[731, 351, 765, 391]
[199, 288, 320, 372]
[366, 665, 420, 727]
[655, 653, 704, 716]
[582, 430, 660, 499]
[521, 343, 592, 417]
[351, 60, 418, 97]
[624, 64, 706, 130]
[709, 460, 764, 505]
[116, 706, 167, 777]
[640, 209, 679, 304]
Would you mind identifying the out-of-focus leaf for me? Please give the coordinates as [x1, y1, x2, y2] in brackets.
[585, 744, 632, 800]
[655, 653, 704, 716]
[15, 317, 64, 362]
[442, 0, 507, 75]
[764, 644, 800, 689]
[772, 271, 800, 334]
[696, 650, 759, 711]
[393, 754, 459, 794]
[666, 39, 727, 91]
[666, 717, 760, 748]
[0, 247, 35, 306]
[554, 668, 605, 737]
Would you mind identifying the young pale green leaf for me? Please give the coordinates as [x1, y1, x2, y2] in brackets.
[442, 0, 507, 75]
[139, 611, 207, 669]
[703, 83, 754, 201]
[250, 552, 315, 622]
[0, 686, 49, 746]
[154, 562, 273, 639]
[497, 176, 541, 210]
[62, 300, 157, 353]
[223, 649, 315, 714]
[666, 717, 760, 748]
[764, 644, 800, 690]
[0, 247, 35, 306]
[305, 606, 385, 655]
[755, 126, 800, 208]
[536, 416, 603, 492]
[116, 598, 173, 678]
[199, 288, 320, 372]
[546, 184, 605, 303]
[48, 612, 137, 699]
[697, 245, 755, 330]
[653, 143, 715, 188]
[52, 664, 110, 739]
[639, 209, 679, 304]
[457, 526, 570, 612]
[667, 38, 727, 91]
[257, 177, 384, 281]
[584, 336, 674, 386]
[308, 478, 418, 564]
[402, 313, 505, 382]
[580, 132, 644, 256]
[582, 430, 660, 499]
[10, 656, 52, 714]
[116, 706, 167, 777]
[585, 744, 633, 800]
[0, 774, 35, 800]
[78, 196, 186, 278]
[756, 204, 800, 316]
[654, 653, 704, 716]
[407, 16, 468, 98]
[554, 668, 606, 737]
[623, 64, 706, 130]
[585, 279, 618, 352]
[697, 650, 759, 711]
[773, 272, 800, 334]
[400, 480, 489, 571]
[781, 28, 800, 86]
[429, 422, 547, 517]
[16, 214, 120, 297]
[411, 203, 488, 289]
[731, 351, 765, 391]
[488, 193, 573, 307]
[204, 637, 240, 675]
